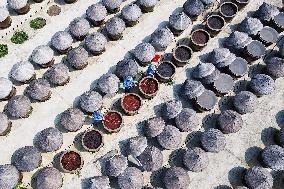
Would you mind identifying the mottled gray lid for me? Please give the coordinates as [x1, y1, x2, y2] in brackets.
[137, 145, 163, 172]
[250, 74, 275, 96]
[233, 91, 258, 114]
[105, 17, 126, 36]
[163, 166, 190, 189]
[217, 110, 243, 134]
[51, 31, 73, 51]
[11, 61, 35, 83]
[121, 4, 142, 22]
[151, 28, 174, 51]
[31, 45, 54, 66]
[8, 0, 28, 10]
[12, 146, 42, 172]
[157, 125, 182, 150]
[105, 154, 128, 177]
[279, 127, 284, 147]
[0, 7, 9, 22]
[213, 73, 234, 94]
[183, 79, 205, 99]
[175, 108, 199, 132]
[79, 91, 102, 113]
[226, 31, 252, 50]
[183, 147, 209, 172]
[261, 145, 284, 171]
[266, 57, 284, 78]
[118, 167, 143, 189]
[90, 176, 110, 189]
[116, 59, 139, 79]
[85, 32, 107, 52]
[137, 0, 157, 7]
[201, 68, 220, 85]
[163, 100, 183, 120]
[280, 43, 284, 58]
[183, 0, 204, 17]
[210, 47, 231, 63]
[69, 17, 90, 38]
[34, 127, 63, 152]
[128, 136, 147, 157]
[133, 43, 155, 63]
[238, 17, 263, 35]
[196, 90, 217, 110]
[67, 46, 89, 69]
[201, 128, 226, 153]
[273, 12, 284, 28]
[6, 95, 32, 118]
[46, 63, 69, 85]
[102, 0, 122, 10]
[0, 112, 9, 135]
[169, 12, 192, 31]
[144, 116, 165, 138]
[200, 0, 214, 5]
[210, 48, 236, 68]
[0, 164, 20, 189]
[229, 57, 248, 77]
[256, 2, 279, 22]
[259, 26, 279, 44]
[35, 167, 63, 189]
[246, 40, 266, 58]
[86, 3, 107, 22]
[0, 77, 13, 100]
[97, 73, 119, 95]
[235, 186, 248, 189]
[60, 108, 84, 132]
[244, 166, 273, 189]
[192, 62, 215, 79]
[26, 78, 51, 101]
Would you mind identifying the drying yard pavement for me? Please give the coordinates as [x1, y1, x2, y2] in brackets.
[0, 0, 284, 188]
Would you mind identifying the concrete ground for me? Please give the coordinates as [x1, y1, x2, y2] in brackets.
[0, 0, 284, 188]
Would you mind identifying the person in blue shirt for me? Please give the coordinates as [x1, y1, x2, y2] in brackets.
[123, 76, 137, 92]
[93, 111, 103, 124]
[146, 62, 157, 76]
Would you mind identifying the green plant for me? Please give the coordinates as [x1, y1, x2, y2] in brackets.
[75, 171, 81, 177]
[11, 31, 29, 44]
[0, 44, 8, 58]
[165, 79, 175, 86]
[13, 182, 26, 189]
[30, 17, 46, 30]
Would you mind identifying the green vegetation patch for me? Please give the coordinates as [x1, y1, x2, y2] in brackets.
[13, 182, 26, 189]
[11, 31, 29, 44]
[165, 79, 175, 86]
[30, 17, 46, 30]
[0, 44, 8, 58]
